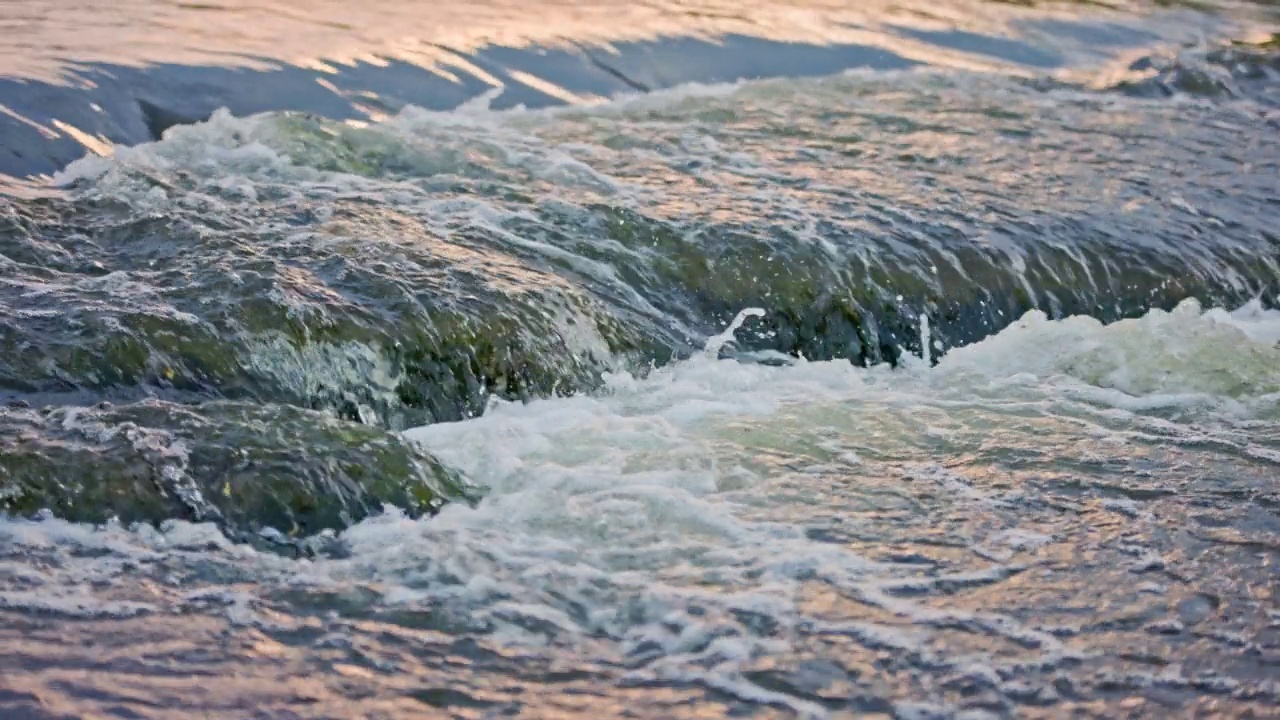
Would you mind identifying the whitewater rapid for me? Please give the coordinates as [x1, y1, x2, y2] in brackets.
[3, 298, 1279, 718]
[2, 6, 1279, 714]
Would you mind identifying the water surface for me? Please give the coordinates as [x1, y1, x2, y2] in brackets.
[1, 2, 1279, 719]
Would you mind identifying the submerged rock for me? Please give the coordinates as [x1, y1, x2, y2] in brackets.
[0, 399, 476, 541]
[538, 203, 1278, 367]
[0, 196, 670, 429]
[0, 45, 1278, 541]
[4, 66, 1279, 440]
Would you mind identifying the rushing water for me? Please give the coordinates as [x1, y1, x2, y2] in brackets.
[4, 302, 1280, 719]
[2, 1, 1280, 718]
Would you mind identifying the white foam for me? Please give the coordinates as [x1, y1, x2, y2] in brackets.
[3, 299, 1278, 714]
[939, 299, 1280, 411]
[702, 307, 766, 357]
[356, 302, 1278, 689]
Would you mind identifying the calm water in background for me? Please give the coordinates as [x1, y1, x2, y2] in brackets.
[0, 0, 1248, 79]
[2, 2, 1280, 719]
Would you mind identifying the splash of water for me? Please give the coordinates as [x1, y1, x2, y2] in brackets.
[702, 307, 766, 358]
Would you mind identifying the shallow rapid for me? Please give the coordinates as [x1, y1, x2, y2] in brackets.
[2, 2, 1280, 718]
[4, 300, 1280, 718]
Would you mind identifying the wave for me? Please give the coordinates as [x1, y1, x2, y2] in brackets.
[1089, 32, 1280, 103]
[3, 61, 1278, 538]
[2, 296, 1279, 717]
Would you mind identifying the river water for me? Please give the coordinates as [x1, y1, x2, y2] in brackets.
[2, 2, 1280, 719]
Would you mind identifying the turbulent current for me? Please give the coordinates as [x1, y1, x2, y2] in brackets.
[2, 2, 1280, 718]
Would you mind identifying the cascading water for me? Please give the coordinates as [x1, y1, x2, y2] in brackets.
[1, 1, 1279, 717]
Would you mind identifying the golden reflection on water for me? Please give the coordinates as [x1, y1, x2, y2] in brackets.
[2, 0, 1268, 176]
[0, 0, 1170, 83]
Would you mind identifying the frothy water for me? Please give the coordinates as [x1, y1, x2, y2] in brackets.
[3, 4, 1280, 717]
[4, 299, 1279, 718]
